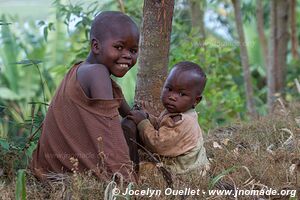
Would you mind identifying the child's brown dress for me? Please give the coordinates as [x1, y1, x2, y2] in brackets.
[31, 63, 134, 181]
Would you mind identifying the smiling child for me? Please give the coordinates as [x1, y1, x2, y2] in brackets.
[31, 11, 139, 182]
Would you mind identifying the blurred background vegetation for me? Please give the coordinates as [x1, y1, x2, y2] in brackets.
[0, 0, 299, 174]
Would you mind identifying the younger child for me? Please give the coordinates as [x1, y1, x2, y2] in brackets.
[31, 11, 140, 182]
[129, 61, 209, 174]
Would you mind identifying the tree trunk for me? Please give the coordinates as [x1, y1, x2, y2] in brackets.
[117, 0, 125, 13]
[188, 0, 205, 42]
[267, 0, 289, 111]
[135, 0, 175, 116]
[290, 0, 299, 60]
[232, 0, 257, 118]
[255, 0, 268, 69]
[188, 0, 206, 62]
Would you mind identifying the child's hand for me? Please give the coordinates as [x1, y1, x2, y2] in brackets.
[133, 100, 160, 116]
[127, 110, 148, 125]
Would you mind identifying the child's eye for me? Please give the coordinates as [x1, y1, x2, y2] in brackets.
[115, 45, 123, 51]
[179, 92, 185, 96]
[130, 49, 138, 54]
[165, 87, 172, 91]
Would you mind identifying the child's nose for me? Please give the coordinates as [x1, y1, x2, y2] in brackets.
[122, 50, 131, 59]
[168, 93, 177, 101]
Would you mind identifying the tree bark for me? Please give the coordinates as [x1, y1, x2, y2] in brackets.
[188, 0, 206, 62]
[255, 0, 268, 69]
[135, 0, 175, 116]
[267, 0, 289, 111]
[232, 0, 257, 118]
[290, 0, 299, 60]
[117, 0, 125, 13]
[188, 0, 206, 43]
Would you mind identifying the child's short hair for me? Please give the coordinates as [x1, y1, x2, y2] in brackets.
[173, 61, 207, 94]
[90, 11, 139, 42]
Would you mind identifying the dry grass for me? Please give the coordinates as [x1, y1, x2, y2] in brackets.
[0, 102, 299, 199]
[204, 101, 300, 199]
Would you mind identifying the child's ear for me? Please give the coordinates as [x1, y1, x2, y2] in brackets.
[91, 38, 100, 54]
[193, 95, 202, 108]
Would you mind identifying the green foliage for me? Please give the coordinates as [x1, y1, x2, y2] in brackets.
[37, 20, 55, 41]
[53, 0, 101, 63]
[0, 19, 11, 26]
[0, 19, 46, 170]
[285, 59, 300, 102]
[0, 139, 9, 151]
[15, 169, 26, 200]
[0, 15, 19, 93]
[0, 14, 48, 165]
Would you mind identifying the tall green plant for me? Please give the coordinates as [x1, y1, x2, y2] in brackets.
[0, 15, 19, 94]
[15, 169, 26, 200]
[0, 15, 50, 174]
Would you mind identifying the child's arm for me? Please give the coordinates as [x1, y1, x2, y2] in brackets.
[118, 99, 131, 118]
[127, 110, 148, 123]
[78, 64, 113, 99]
[136, 115, 198, 157]
[90, 65, 113, 99]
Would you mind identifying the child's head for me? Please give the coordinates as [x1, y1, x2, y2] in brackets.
[161, 61, 207, 113]
[89, 11, 140, 77]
